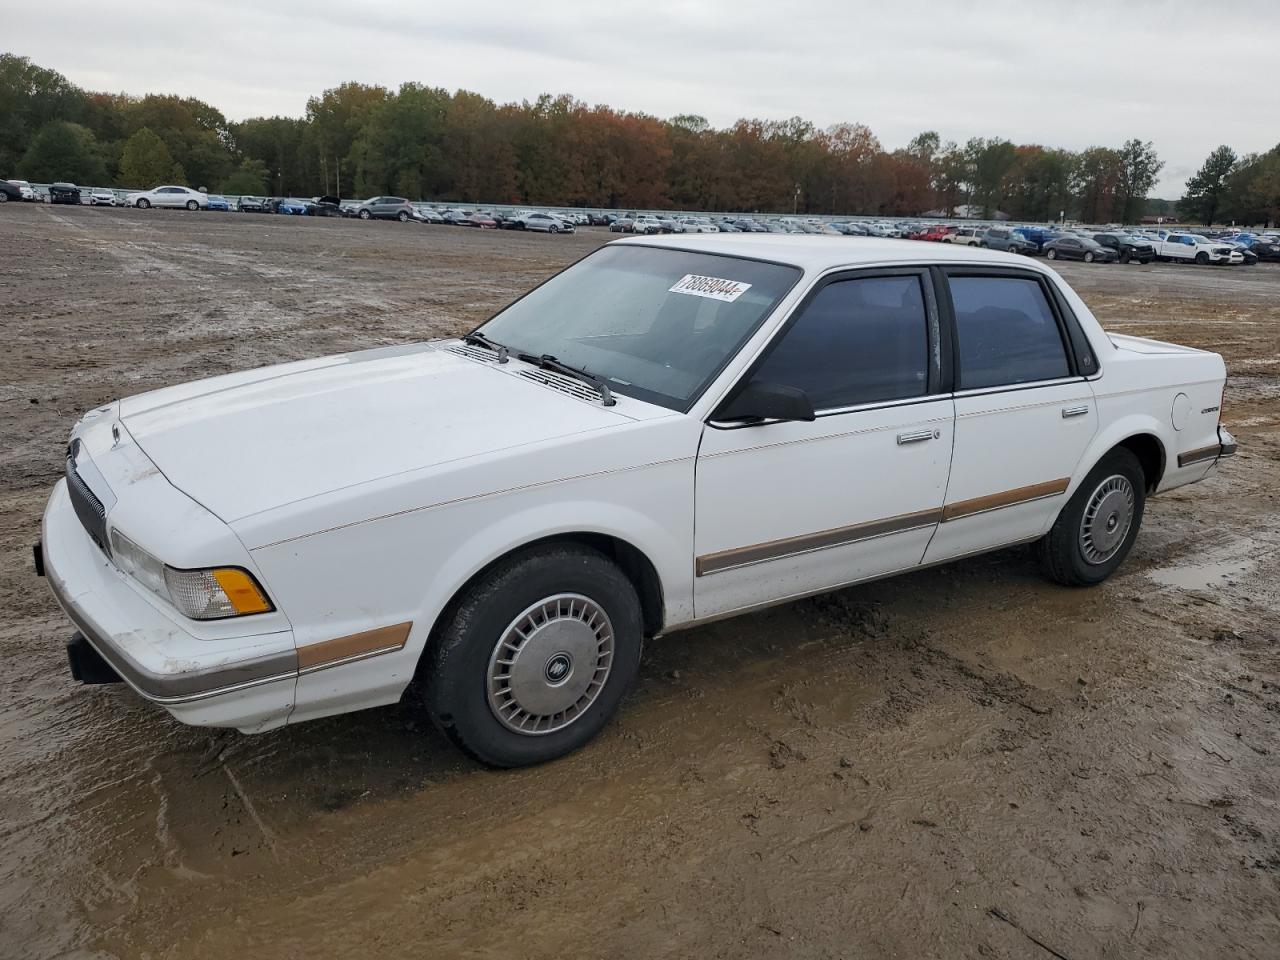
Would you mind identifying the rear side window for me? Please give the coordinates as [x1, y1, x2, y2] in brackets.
[752, 275, 929, 410]
[949, 276, 1070, 390]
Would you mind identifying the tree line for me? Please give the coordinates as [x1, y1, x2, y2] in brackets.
[2, 52, 1273, 224]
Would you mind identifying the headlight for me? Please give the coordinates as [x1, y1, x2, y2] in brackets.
[109, 530, 273, 620]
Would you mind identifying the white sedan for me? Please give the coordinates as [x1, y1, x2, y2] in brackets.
[127, 185, 208, 210]
[677, 217, 720, 234]
[41, 236, 1234, 767]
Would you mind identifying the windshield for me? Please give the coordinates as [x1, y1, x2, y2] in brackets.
[476, 245, 801, 411]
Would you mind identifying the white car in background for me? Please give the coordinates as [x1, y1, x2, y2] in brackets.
[1154, 233, 1244, 265]
[677, 217, 720, 234]
[944, 226, 985, 247]
[631, 215, 664, 235]
[127, 185, 208, 210]
[89, 189, 117, 207]
[7, 179, 37, 201]
[518, 212, 573, 233]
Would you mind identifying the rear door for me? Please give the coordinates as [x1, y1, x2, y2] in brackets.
[694, 269, 955, 618]
[924, 269, 1099, 564]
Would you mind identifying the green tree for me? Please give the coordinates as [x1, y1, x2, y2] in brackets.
[18, 120, 106, 184]
[0, 54, 89, 173]
[119, 127, 181, 186]
[221, 158, 269, 195]
[1180, 145, 1237, 225]
[1115, 139, 1163, 224]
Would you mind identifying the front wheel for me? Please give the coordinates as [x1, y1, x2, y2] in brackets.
[359, 209, 371, 220]
[1036, 448, 1146, 586]
[549, 224, 559, 234]
[137, 198, 150, 209]
[1046, 248, 1057, 260]
[1195, 252, 1209, 265]
[421, 544, 643, 767]
[398, 211, 409, 222]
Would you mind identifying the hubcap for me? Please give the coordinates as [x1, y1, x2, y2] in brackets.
[1079, 475, 1135, 565]
[487, 594, 614, 736]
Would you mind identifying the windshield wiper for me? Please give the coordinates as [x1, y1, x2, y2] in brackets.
[463, 330, 509, 362]
[517, 352, 616, 407]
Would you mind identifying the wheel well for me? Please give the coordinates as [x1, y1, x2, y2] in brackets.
[1116, 434, 1165, 492]
[435, 533, 666, 642]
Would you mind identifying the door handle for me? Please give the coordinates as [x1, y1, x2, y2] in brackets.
[897, 429, 938, 445]
[1061, 405, 1090, 419]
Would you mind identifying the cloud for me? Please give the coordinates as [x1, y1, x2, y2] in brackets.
[10, 0, 1276, 196]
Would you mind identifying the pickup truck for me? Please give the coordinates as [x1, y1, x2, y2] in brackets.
[1155, 233, 1245, 265]
[39, 237, 1235, 767]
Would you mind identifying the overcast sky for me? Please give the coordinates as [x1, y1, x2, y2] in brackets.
[13, 0, 1279, 196]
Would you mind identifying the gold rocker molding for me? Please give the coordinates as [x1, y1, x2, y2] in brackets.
[1177, 443, 1221, 468]
[696, 478, 1070, 577]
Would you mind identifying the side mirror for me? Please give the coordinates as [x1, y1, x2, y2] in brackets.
[714, 380, 816, 424]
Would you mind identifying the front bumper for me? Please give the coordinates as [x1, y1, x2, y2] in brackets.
[41, 481, 297, 728]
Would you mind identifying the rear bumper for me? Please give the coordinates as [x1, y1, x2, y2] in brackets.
[41, 480, 297, 728]
[1176, 428, 1237, 468]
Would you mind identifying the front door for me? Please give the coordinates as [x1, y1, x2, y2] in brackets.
[924, 270, 1099, 564]
[694, 270, 955, 619]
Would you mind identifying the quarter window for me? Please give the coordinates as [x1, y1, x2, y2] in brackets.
[751, 275, 929, 410]
[949, 276, 1070, 390]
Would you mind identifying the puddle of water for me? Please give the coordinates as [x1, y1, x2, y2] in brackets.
[1148, 555, 1255, 591]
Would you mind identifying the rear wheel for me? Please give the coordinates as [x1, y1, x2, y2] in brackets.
[1046, 248, 1058, 260]
[421, 544, 644, 767]
[186, 199, 198, 211]
[1037, 448, 1145, 586]
[1084, 251, 1095, 263]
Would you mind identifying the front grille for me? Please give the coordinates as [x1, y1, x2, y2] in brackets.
[517, 369, 603, 403]
[66, 441, 109, 555]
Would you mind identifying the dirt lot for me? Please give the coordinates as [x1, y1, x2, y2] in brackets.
[2, 204, 1278, 960]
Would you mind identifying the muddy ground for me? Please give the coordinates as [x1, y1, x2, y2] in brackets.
[1, 204, 1278, 959]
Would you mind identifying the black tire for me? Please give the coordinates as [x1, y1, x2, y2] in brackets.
[186, 199, 198, 211]
[398, 210, 409, 222]
[138, 198, 150, 209]
[1119, 251, 1130, 264]
[1046, 248, 1058, 260]
[1036, 448, 1146, 587]
[359, 209, 371, 220]
[421, 544, 644, 767]
[1195, 252, 1209, 265]
[0, 192, 8, 203]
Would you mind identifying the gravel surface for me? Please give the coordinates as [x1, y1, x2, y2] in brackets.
[2, 204, 1278, 959]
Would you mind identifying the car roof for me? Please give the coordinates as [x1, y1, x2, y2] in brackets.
[613, 233, 1045, 272]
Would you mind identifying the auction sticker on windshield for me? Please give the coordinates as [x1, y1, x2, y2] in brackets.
[668, 274, 752, 302]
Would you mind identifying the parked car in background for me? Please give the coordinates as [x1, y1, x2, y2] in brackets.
[1043, 236, 1118, 263]
[205, 195, 231, 212]
[1091, 233, 1154, 264]
[631, 215, 664, 235]
[238, 196, 269, 213]
[1012, 227, 1066, 252]
[1248, 238, 1280, 262]
[610, 216, 635, 233]
[518, 212, 573, 233]
[40, 236, 1235, 767]
[308, 196, 343, 217]
[920, 225, 954, 242]
[1154, 233, 1243, 265]
[1220, 240, 1258, 265]
[354, 197, 416, 221]
[6, 179, 36, 201]
[981, 227, 1036, 254]
[943, 226, 984, 246]
[0, 180, 21, 203]
[467, 212, 499, 229]
[128, 185, 207, 210]
[677, 217, 719, 234]
[587, 213, 612, 226]
[49, 183, 81, 205]
[269, 198, 308, 215]
[415, 206, 444, 224]
[439, 208, 472, 225]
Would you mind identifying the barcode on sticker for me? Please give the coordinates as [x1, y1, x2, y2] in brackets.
[668, 274, 752, 302]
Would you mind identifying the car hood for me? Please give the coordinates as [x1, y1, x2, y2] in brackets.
[119, 342, 643, 522]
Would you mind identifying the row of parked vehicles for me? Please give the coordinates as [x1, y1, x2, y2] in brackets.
[9, 178, 1279, 263]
